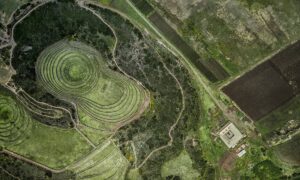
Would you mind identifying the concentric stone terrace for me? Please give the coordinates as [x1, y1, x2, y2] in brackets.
[36, 40, 148, 130]
[36, 41, 99, 99]
[0, 95, 32, 146]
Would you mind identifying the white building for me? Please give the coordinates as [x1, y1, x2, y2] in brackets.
[219, 123, 243, 148]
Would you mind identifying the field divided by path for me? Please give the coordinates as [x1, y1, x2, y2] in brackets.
[1, 1, 149, 177]
[0, 91, 93, 170]
[68, 140, 129, 180]
[223, 40, 300, 121]
[129, 0, 229, 82]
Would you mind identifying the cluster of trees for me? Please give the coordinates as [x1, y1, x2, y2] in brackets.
[0, 153, 75, 180]
[2, 0, 217, 178]
[10, 0, 115, 127]
[0, 46, 10, 65]
[6, 1, 37, 36]
[90, 5, 216, 179]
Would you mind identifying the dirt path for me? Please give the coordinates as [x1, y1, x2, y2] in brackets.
[2, 150, 65, 173]
[79, 1, 188, 169]
[124, 0, 254, 133]
[1, 0, 185, 175]
[136, 52, 186, 169]
[0, 0, 152, 175]
[75, 1, 152, 145]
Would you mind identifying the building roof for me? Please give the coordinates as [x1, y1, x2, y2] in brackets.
[237, 149, 246, 157]
[219, 123, 243, 148]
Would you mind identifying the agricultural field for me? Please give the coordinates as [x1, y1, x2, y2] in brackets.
[128, 0, 229, 82]
[222, 39, 300, 167]
[36, 40, 148, 138]
[221, 29, 300, 176]
[69, 141, 129, 179]
[0, 0, 214, 179]
[256, 94, 300, 137]
[148, 0, 300, 75]
[252, 94, 300, 168]
[0, 88, 92, 169]
[274, 134, 300, 166]
[222, 60, 293, 120]
[89, 4, 216, 178]
[222, 40, 300, 120]
[1, 0, 300, 179]
[130, 0, 154, 16]
[148, 12, 229, 82]
[0, 89, 32, 147]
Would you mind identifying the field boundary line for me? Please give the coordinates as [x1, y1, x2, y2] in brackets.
[2, 150, 66, 173]
[66, 140, 111, 170]
[124, 0, 252, 132]
[75, 127, 97, 148]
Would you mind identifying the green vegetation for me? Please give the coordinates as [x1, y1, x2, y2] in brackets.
[12, 0, 115, 117]
[98, 0, 113, 6]
[3, 0, 287, 179]
[36, 40, 147, 134]
[252, 160, 282, 180]
[0, 89, 92, 169]
[197, 88, 227, 165]
[126, 169, 143, 180]
[0, 153, 75, 179]
[130, 0, 154, 16]
[0, 94, 31, 147]
[77, 124, 109, 145]
[161, 150, 200, 180]
[256, 95, 300, 137]
[2, 0, 204, 178]
[274, 134, 300, 166]
[98, 0, 160, 38]
[179, 1, 276, 75]
[89, 4, 216, 178]
[0, 0, 29, 22]
[0, 46, 11, 65]
[96, 0, 300, 178]
[233, 139, 265, 176]
[149, 0, 300, 76]
[69, 141, 129, 180]
[7, 119, 92, 169]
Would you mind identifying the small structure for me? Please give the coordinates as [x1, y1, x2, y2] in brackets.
[236, 144, 247, 158]
[219, 123, 243, 148]
[237, 149, 246, 157]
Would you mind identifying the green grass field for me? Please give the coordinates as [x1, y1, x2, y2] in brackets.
[0, 94, 92, 169]
[98, 0, 160, 38]
[36, 40, 148, 137]
[7, 122, 93, 169]
[69, 140, 129, 180]
[255, 95, 300, 137]
[161, 150, 200, 179]
[274, 134, 300, 166]
[0, 95, 31, 146]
